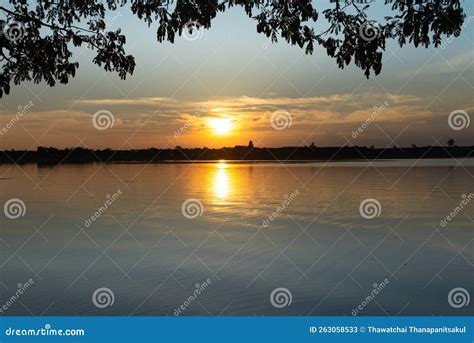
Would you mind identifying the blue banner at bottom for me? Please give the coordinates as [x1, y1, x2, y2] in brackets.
[0, 316, 472, 342]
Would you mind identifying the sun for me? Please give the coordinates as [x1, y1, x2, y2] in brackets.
[208, 118, 233, 135]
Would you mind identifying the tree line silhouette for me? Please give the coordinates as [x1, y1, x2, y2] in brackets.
[1, 144, 473, 164]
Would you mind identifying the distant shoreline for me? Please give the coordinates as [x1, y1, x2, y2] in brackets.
[1, 145, 473, 165]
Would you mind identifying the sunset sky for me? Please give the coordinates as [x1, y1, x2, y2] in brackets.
[1, 1, 473, 150]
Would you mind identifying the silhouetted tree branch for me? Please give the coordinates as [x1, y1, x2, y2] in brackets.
[0, 0, 467, 97]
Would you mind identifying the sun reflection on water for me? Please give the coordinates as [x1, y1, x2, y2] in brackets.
[213, 161, 231, 199]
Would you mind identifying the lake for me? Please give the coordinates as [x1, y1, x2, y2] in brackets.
[1, 159, 473, 316]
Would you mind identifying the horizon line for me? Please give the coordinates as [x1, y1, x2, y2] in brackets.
[3, 143, 474, 152]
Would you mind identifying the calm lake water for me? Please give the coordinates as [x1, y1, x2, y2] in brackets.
[1, 159, 473, 316]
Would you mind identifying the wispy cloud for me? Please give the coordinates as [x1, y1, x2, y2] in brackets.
[1, 93, 471, 149]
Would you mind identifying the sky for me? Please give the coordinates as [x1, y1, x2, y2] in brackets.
[1, 0, 473, 150]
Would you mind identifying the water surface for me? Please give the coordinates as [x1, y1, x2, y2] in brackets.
[1, 159, 473, 316]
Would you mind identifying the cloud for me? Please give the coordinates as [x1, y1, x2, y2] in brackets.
[74, 97, 179, 106]
[1, 93, 471, 149]
[397, 51, 474, 79]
